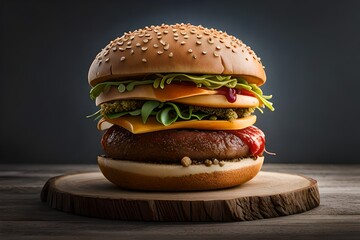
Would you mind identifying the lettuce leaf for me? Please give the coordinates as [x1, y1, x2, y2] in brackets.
[104, 101, 210, 126]
[89, 73, 274, 111]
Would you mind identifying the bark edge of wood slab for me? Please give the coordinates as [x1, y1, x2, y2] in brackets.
[41, 171, 320, 221]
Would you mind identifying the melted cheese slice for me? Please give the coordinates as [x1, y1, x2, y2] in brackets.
[95, 84, 259, 108]
[96, 84, 216, 106]
[98, 115, 257, 134]
[173, 95, 258, 108]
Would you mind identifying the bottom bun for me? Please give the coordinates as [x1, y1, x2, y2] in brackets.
[98, 156, 264, 191]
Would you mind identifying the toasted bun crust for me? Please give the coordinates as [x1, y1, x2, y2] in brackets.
[97, 156, 264, 191]
[88, 23, 266, 87]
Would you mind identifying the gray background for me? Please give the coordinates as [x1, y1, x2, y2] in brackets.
[1, 0, 359, 164]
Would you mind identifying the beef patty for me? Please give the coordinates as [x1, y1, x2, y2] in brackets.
[101, 125, 251, 163]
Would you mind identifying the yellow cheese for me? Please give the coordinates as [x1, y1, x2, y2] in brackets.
[173, 95, 259, 108]
[95, 84, 259, 108]
[96, 84, 216, 106]
[98, 115, 256, 134]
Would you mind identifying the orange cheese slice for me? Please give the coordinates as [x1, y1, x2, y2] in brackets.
[98, 115, 257, 134]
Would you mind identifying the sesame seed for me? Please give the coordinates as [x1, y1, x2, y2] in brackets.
[196, 41, 202, 45]
[142, 58, 147, 63]
[104, 51, 109, 56]
[164, 44, 170, 50]
[263, 66, 266, 69]
[143, 39, 149, 43]
[202, 51, 207, 55]
[157, 32, 161, 36]
[219, 39, 224, 43]
[136, 43, 141, 47]
[181, 41, 186, 45]
[213, 52, 219, 57]
[145, 33, 150, 37]
[160, 40, 166, 45]
[120, 56, 126, 61]
[172, 29, 177, 32]
[117, 41, 124, 46]
[173, 33, 179, 37]
[242, 49, 245, 53]
[147, 36, 153, 40]
[130, 36, 135, 40]
[232, 49, 236, 53]
[157, 36, 162, 39]
[216, 46, 221, 50]
[190, 29, 196, 34]
[119, 47, 125, 52]
[219, 161, 225, 167]
[168, 52, 173, 58]
[126, 46, 131, 49]
[245, 58, 248, 61]
[192, 55, 197, 59]
[197, 34, 202, 39]
[105, 58, 110, 62]
[213, 159, 219, 165]
[225, 44, 231, 48]
[208, 37, 214, 44]
[138, 34, 144, 38]
[141, 46, 148, 51]
[253, 56, 256, 60]
[130, 50, 134, 54]
[204, 31, 210, 35]
[188, 49, 193, 53]
[112, 47, 117, 52]
[153, 44, 159, 48]
[127, 41, 131, 45]
[157, 51, 163, 55]
[184, 35, 189, 39]
[163, 30, 169, 34]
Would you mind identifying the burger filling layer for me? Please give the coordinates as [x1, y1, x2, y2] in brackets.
[100, 100, 255, 122]
[101, 125, 265, 165]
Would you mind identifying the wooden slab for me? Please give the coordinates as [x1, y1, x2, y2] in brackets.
[41, 171, 320, 221]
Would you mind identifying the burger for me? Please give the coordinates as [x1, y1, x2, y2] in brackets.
[88, 23, 274, 191]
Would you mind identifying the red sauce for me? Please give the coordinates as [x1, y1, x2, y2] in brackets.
[227, 126, 265, 156]
[216, 87, 255, 103]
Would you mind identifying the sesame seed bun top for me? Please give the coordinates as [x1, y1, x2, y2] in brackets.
[88, 23, 266, 87]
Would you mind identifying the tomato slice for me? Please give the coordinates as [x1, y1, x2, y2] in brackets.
[238, 89, 255, 97]
[227, 126, 265, 156]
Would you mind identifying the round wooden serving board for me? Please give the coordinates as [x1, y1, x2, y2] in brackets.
[41, 171, 320, 221]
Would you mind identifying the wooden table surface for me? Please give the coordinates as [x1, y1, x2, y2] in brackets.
[0, 164, 359, 240]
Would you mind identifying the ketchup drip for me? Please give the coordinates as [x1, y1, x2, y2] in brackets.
[217, 87, 254, 103]
[225, 88, 237, 103]
[227, 126, 265, 156]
